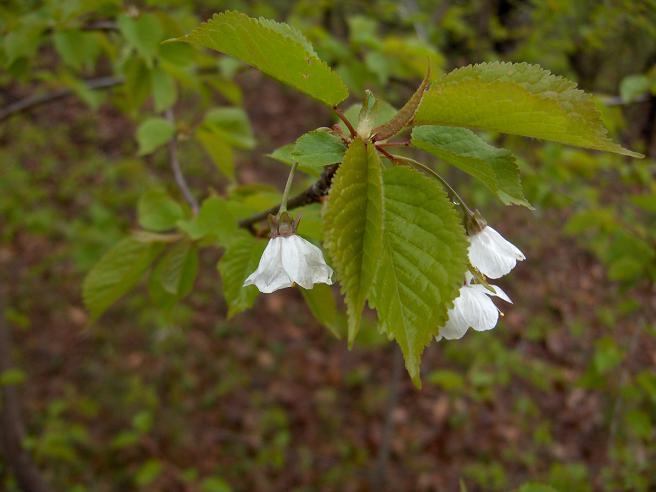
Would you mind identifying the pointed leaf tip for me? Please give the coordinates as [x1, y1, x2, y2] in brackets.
[371, 67, 430, 142]
[182, 11, 348, 106]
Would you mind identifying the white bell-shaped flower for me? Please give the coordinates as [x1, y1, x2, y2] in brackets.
[469, 225, 525, 279]
[437, 273, 512, 341]
[244, 234, 333, 293]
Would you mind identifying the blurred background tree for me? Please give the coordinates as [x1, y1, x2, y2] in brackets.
[1, 0, 655, 491]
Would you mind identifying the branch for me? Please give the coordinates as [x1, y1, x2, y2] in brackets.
[80, 20, 118, 32]
[238, 164, 338, 232]
[0, 75, 124, 123]
[165, 109, 200, 214]
[0, 67, 223, 124]
[0, 290, 54, 492]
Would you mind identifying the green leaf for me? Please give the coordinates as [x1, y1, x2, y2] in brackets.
[178, 195, 237, 245]
[122, 57, 151, 112]
[0, 368, 27, 387]
[324, 138, 384, 345]
[160, 42, 196, 67]
[118, 14, 164, 66]
[372, 69, 430, 141]
[53, 30, 101, 70]
[620, 74, 650, 103]
[217, 232, 267, 318]
[411, 126, 531, 207]
[300, 284, 345, 339]
[135, 459, 163, 487]
[179, 11, 348, 106]
[415, 62, 642, 158]
[196, 128, 235, 180]
[267, 144, 321, 177]
[201, 477, 232, 492]
[83, 238, 163, 320]
[151, 66, 177, 112]
[631, 193, 656, 213]
[152, 241, 198, 298]
[203, 107, 255, 150]
[369, 166, 468, 385]
[137, 118, 175, 156]
[513, 484, 558, 492]
[292, 129, 347, 168]
[138, 188, 184, 232]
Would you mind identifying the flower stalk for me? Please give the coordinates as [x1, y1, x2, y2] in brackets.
[389, 153, 475, 216]
[277, 161, 298, 218]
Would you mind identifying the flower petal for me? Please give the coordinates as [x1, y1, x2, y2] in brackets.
[469, 226, 525, 279]
[280, 235, 333, 289]
[243, 237, 293, 293]
[437, 286, 472, 341]
[460, 286, 499, 332]
[437, 284, 501, 340]
[469, 283, 512, 304]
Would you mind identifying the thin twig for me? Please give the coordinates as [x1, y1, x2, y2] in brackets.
[0, 285, 54, 492]
[371, 345, 404, 490]
[80, 20, 118, 32]
[238, 164, 338, 231]
[0, 67, 223, 124]
[0, 75, 124, 123]
[165, 108, 199, 214]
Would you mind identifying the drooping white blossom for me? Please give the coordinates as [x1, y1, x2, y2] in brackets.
[244, 235, 333, 293]
[437, 274, 512, 341]
[469, 225, 525, 279]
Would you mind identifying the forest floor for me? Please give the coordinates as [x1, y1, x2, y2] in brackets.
[3, 73, 655, 492]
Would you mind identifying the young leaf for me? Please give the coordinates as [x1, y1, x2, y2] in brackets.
[372, 68, 430, 141]
[151, 67, 177, 112]
[152, 241, 199, 297]
[323, 138, 384, 345]
[83, 238, 163, 320]
[122, 57, 151, 112]
[267, 144, 321, 177]
[218, 232, 267, 318]
[411, 126, 531, 207]
[178, 195, 237, 245]
[414, 62, 642, 158]
[117, 14, 164, 66]
[179, 11, 348, 106]
[203, 107, 255, 150]
[138, 188, 184, 232]
[292, 129, 347, 168]
[369, 166, 468, 386]
[196, 128, 235, 180]
[53, 30, 101, 70]
[343, 99, 398, 139]
[137, 118, 175, 156]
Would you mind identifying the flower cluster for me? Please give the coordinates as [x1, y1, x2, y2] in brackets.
[244, 205, 523, 346]
[437, 217, 525, 341]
